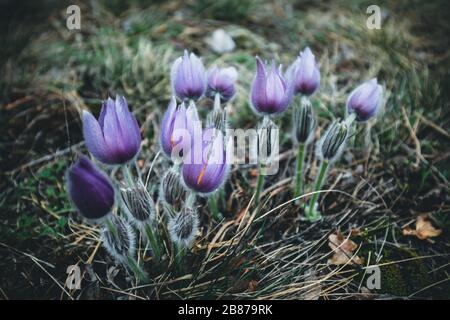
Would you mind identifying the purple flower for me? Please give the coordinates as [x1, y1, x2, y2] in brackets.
[182, 129, 229, 194]
[171, 50, 207, 101]
[206, 66, 238, 102]
[67, 155, 115, 220]
[250, 57, 293, 115]
[286, 47, 320, 96]
[83, 96, 141, 165]
[346, 78, 383, 121]
[160, 97, 200, 159]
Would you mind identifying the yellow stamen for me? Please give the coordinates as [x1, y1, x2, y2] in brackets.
[197, 163, 208, 186]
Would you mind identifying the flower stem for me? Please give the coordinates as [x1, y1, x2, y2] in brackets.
[122, 164, 135, 187]
[254, 163, 265, 207]
[307, 160, 329, 222]
[214, 92, 221, 110]
[294, 143, 306, 198]
[186, 193, 196, 208]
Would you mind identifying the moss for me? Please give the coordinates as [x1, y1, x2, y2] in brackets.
[378, 247, 432, 297]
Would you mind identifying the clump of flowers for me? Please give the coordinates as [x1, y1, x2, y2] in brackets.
[65, 39, 385, 285]
[248, 47, 384, 221]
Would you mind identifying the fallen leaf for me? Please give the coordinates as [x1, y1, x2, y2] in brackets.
[247, 280, 258, 292]
[328, 232, 364, 265]
[403, 215, 442, 240]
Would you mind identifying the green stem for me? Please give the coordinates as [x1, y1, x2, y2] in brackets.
[307, 160, 329, 221]
[254, 163, 265, 207]
[144, 223, 161, 262]
[104, 216, 118, 238]
[294, 143, 306, 198]
[214, 92, 221, 110]
[122, 164, 135, 187]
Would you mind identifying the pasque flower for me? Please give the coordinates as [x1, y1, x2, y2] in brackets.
[286, 47, 320, 96]
[160, 97, 200, 159]
[346, 78, 383, 121]
[160, 169, 186, 213]
[171, 50, 207, 101]
[83, 96, 141, 165]
[67, 155, 115, 220]
[318, 121, 348, 162]
[121, 181, 155, 227]
[250, 57, 293, 115]
[206, 66, 238, 102]
[168, 206, 199, 248]
[182, 128, 230, 194]
[293, 100, 316, 144]
[101, 214, 136, 264]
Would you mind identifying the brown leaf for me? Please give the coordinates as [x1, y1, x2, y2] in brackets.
[328, 232, 364, 266]
[247, 280, 258, 292]
[403, 215, 442, 240]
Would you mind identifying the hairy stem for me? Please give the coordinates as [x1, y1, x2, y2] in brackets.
[294, 143, 306, 198]
[122, 164, 135, 188]
[254, 163, 265, 207]
[307, 160, 329, 221]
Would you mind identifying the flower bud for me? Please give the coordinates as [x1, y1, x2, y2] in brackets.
[168, 207, 199, 248]
[160, 97, 200, 159]
[159, 169, 186, 213]
[171, 50, 206, 101]
[293, 99, 316, 144]
[182, 128, 230, 194]
[250, 57, 293, 115]
[206, 107, 228, 136]
[286, 47, 320, 96]
[257, 117, 278, 158]
[206, 66, 238, 102]
[318, 121, 348, 162]
[67, 155, 114, 220]
[346, 78, 383, 122]
[83, 96, 141, 165]
[121, 181, 155, 227]
[101, 215, 136, 264]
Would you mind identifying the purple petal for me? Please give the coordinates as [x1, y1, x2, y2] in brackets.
[82, 110, 111, 164]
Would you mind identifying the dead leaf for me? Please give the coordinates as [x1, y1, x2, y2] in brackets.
[328, 232, 364, 265]
[247, 280, 258, 292]
[403, 215, 442, 240]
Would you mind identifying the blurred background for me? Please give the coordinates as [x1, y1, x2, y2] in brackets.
[1, 0, 449, 299]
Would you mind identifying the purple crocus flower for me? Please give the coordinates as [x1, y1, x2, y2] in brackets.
[346, 78, 383, 121]
[206, 66, 238, 102]
[67, 155, 115, 220]
[83, 96, 141, 165]
[160, 97, 200, 159]
[286, 47, 320, 96]
[171, 50, 207, 101]
[182, 128, 229, 194]
[250, 57, 293, 115]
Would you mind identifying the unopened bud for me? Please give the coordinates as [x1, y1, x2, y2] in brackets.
[168, 207, 199, 248]
[160, 169, 186, 213]
[257, 117, 279, 159]
[293, 99, 315, 144]
[101, 215, 136, 264]
[121, 181, 155, 227]
[318, 121, 348, 162]
[206, 107, 228, 135]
